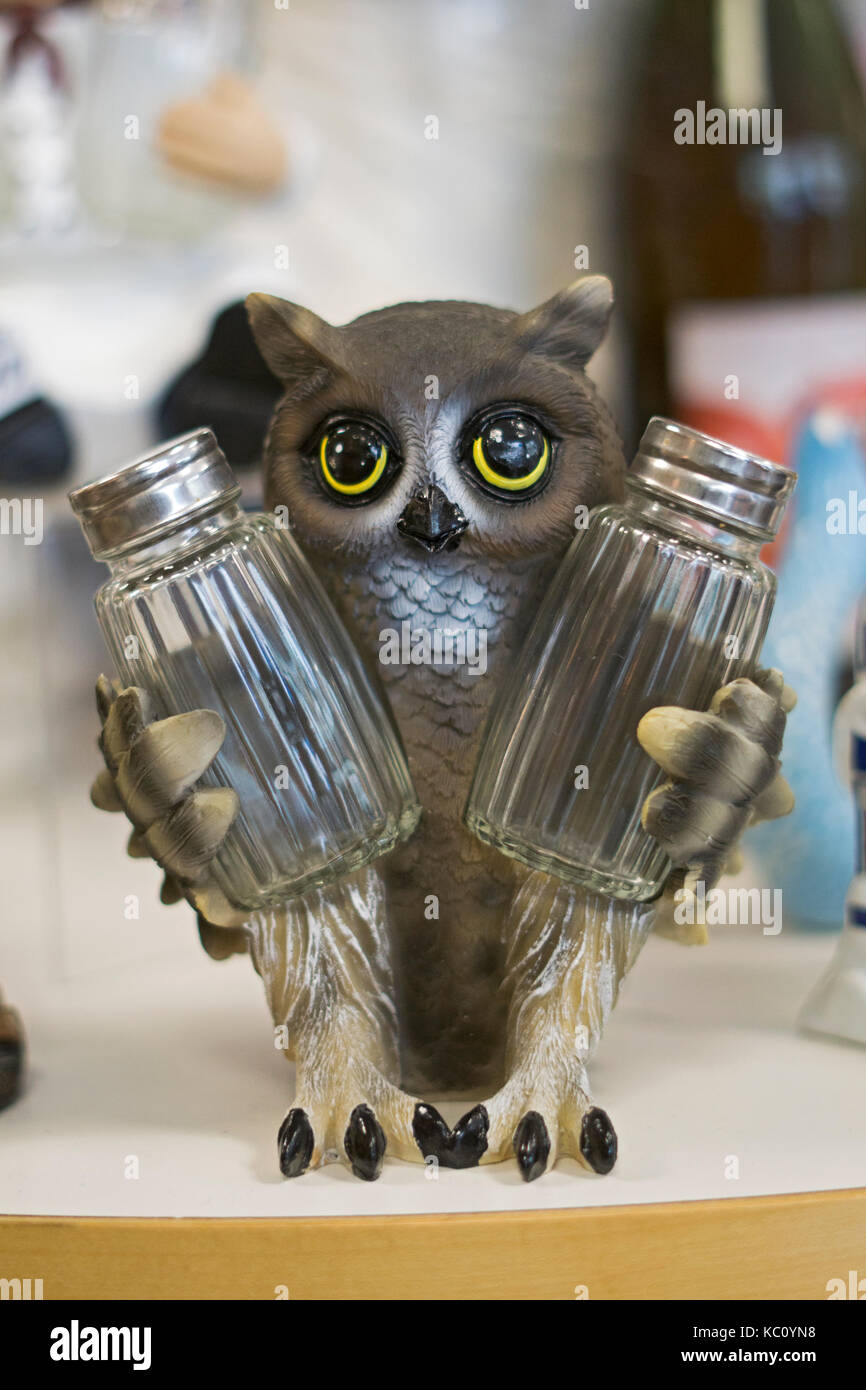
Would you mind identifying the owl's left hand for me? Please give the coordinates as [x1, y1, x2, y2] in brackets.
[636, 668, 796, 911]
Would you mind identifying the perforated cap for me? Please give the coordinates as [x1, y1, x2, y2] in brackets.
[629, 417, 796, 541]
[69, 429, 241, 560]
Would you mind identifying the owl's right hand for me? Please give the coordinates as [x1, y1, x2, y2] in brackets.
[90, 675, 248, 928]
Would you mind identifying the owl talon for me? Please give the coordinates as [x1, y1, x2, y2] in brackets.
[412, 1102, 452, 1161]
[513, 1111, 550, 1182]
[481, 1035, 619, 1178]
[344, 1103, 387, 1181]
[278, 1107, 315, 1178]
[579, 1106, 617, 1174]
[449, 1103, 489, 1166]
[412, 1101, 489, 1168]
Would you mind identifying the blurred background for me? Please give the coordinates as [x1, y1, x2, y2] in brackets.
[1, 0, 865, 1018]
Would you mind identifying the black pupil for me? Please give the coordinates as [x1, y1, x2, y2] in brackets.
[482, 415, 544, 478]
[324, 422, 383, 486]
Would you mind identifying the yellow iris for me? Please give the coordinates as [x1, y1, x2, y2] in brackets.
[472, 433, 549, 491]
[319, 433, 388, 495]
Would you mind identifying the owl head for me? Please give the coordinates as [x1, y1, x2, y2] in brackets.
[247, 277, 625, 563]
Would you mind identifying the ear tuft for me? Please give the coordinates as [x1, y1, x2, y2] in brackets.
[245, 293, 342, 388]
[514, 275, 614, 371]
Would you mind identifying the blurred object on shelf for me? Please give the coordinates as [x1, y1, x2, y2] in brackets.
[0, 1, 87, 240]
[0, 325, 73, 482]
[801, 591, 866, 1044]
[838, 0, 866, 87]
[626, 0, 866, 433]
[1, 1, 69, 87]
[626, 0, 866, 928]
[157, 300, 282, 471]
[0, 989, 25, 1110]
[75, 0, 283, 242]
[157, 70, 286, 196]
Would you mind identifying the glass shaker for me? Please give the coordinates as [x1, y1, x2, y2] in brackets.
[465, 417, 797, 902]
[70, 429, 420, 911]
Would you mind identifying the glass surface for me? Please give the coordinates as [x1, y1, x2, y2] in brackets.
[95, 506, 419, 910]
[465, 488, 776, 901]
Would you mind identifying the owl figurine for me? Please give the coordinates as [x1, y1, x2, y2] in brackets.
[91, 277, 794, 1181]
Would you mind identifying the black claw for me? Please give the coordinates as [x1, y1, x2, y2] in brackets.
[450, 1103, 489, 1166]
[513, 1111, 550, 1182]
[412, 1102, 452, 1160]
[580, 1106, 617, 1175]
[411, 1100, 489, 1167]
[412, 1101, 489, 1169]
[344, 1103, 386, 1181]
[278, 1107, 314, 1178]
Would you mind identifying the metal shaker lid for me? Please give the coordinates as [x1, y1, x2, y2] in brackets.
[629, 417, 797, 540]
[69, 429, 241, 560]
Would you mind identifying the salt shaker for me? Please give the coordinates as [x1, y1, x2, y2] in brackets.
[70, 430, 419, 912]
[465, 418, 797, 902]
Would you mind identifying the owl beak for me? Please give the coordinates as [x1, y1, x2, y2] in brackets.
[397, 484, 468, 553]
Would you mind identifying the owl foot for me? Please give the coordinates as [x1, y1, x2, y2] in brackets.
[638, 668, 795, 890]
[277, 1053, 419, 1181]
[91, 678, 247, 928]
[480, 1054, 617, 1181]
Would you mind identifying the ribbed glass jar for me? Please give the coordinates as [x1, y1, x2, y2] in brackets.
[72, 431, 420, 911]
[465, 418, 796, 902]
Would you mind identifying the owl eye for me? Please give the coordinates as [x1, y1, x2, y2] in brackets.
[467, 410, 551, 497]
[315, 419, 395, 503]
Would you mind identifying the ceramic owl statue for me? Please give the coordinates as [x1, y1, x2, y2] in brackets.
[89, 277, 795, 1180]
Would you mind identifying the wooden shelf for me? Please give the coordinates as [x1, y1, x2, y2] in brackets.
[3, 1187, 864, 1300]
